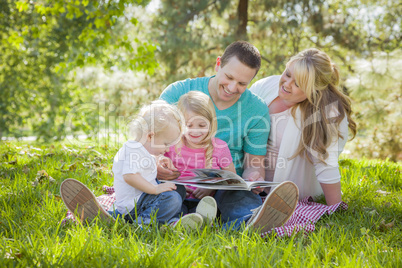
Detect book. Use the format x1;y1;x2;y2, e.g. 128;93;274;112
160;168;280;191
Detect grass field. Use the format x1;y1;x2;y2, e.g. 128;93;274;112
0;141;401;267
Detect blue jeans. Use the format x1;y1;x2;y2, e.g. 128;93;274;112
214;190;262;230
109;190;183;225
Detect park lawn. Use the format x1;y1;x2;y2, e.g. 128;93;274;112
0;141;400;267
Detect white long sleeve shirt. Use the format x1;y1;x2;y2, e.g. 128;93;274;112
250;75;348;199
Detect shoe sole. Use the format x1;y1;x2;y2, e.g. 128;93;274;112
175;213;203;230
60;179;111;223
248;181;299;233
196;196;217;223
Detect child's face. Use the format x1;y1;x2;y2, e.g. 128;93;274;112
184;111;210;148
146;125;181;156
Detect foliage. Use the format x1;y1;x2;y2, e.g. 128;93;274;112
1;0;401;160
151;0;401;82
0;141;401;266
344;50;401;161
149;0;402;160
0;0;156;140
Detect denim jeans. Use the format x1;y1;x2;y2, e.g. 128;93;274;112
109;190;183;225
214;190;262;230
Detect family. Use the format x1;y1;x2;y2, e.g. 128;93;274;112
60;41;356;234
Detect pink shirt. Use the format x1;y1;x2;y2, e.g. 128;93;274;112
165;138;233;199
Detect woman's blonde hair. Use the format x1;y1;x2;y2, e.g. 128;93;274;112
177;91;218;168
129;100;185;144
288;48;357;163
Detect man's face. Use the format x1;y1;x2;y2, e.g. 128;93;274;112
212;56;257;105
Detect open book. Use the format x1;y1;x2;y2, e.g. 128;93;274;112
160;168;280;191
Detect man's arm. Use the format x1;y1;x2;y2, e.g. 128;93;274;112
242;153;265;194
159;80;186;104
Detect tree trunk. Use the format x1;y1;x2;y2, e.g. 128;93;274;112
236;0;248;40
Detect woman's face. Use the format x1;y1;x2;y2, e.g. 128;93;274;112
278;63;308;106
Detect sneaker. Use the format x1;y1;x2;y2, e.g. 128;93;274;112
173;213;203;230
195;196;217;224
247;181;299;234
60;178;112;223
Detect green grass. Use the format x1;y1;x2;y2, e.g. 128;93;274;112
0;141;401;267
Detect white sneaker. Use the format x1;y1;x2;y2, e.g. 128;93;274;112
60;178;112;223
247;181;299;234
195;196;217;224
173;213;203;230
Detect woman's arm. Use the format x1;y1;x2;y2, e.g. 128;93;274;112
320;182;342;205
315;118;348;205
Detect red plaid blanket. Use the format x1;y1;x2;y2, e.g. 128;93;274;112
260;196;348;238
62;186;348;238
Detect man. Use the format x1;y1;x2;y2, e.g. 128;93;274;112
158;41;298;231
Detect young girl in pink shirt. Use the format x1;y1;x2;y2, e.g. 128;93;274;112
164;91;236;212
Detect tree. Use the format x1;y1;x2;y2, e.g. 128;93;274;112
149;0;401;160
151;0;401;80
0;0;156;140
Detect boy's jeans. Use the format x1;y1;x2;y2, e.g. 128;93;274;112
214;190;262;230
109;190;183;225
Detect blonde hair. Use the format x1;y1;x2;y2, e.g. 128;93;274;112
288;48;357;163
129;100;185;143
177;91;218;168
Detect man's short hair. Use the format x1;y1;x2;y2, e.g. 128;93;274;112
220;41;261;73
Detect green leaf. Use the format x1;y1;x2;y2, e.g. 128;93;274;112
94;18;103;29
16;1;29;12
130;18;138;26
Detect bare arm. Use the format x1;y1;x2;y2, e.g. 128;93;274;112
221;162;236;173
320;182;342;205
242;153;265;194
123;173;177;195
242;153;265;181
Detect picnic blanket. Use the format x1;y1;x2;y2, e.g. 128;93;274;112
62;186;348;238
260;195;348;238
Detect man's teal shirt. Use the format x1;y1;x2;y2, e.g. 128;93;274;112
160;76;270;175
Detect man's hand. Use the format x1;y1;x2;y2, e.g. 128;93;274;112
156;156;180;180
155;182;177;195
244;170;264;194
242;154;265;195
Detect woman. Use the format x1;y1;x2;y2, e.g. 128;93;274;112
250;48;356;205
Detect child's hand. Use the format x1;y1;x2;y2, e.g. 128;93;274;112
155;182;177;195
185;186;193;198
157;156;181;180
192;188;216;199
